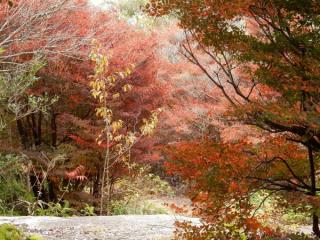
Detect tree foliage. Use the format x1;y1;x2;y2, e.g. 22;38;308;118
0;0;165;215
1;0;319;238
147;0;320;238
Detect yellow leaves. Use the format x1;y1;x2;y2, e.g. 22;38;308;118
114;134;123;142
90;80;107;102
97;81;106;91
97;139;103;146
112;93;120;99
115;143;124;152
125;67;131;76
126;132;136;145
91;89;101;99
117;65;135;79
89;42;158;170
89;81;95;88
90;46;134;103
106;132;113;141
124;65;135;76
117;71;126;79
95;107;112;120
90;40;109;75
140;109;161;135
99;94;104;103
90;41;136;109
111;120;123;133
108;76;116;83
95;107;104;117
122;84;132;92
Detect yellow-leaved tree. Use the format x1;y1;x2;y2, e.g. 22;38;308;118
89;41;160;215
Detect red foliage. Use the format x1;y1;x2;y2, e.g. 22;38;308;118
65;165;87;181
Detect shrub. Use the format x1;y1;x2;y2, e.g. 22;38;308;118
0;224;44;240
0;154;34;215
110;199;168;215
80;204;95;216
26;236;44;240
110;170;173;215
0;224;23;240
35;201;75;217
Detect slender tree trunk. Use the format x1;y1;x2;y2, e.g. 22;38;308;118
308;147;320;237
105;156;111;215
100;120;110;216
106;180;113;214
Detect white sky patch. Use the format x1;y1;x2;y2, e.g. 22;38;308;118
89;0;113;9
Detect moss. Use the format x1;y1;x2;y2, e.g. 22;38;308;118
0;224;44;240
26;235;44;240
0;224;23;240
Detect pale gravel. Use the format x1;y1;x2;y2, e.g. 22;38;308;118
0;215;201;240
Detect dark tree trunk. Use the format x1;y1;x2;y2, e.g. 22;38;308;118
36;112;42;145
29;113;42;146
47;179;57;202
30;114;38;145
308;147;320;237
16;119;28;149
29;175;46;201
313;213;320;238
51;111;57;148
30;175;39;198
26;115;35;147
93;169;101;198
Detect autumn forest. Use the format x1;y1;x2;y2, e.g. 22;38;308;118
0;0;320;239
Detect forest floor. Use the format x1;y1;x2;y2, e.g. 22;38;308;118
0;215;200;240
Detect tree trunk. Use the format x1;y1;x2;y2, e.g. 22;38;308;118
100;112;111;216
29;113;42;146
47;179;57;202
51;111;57;148
16;119;28;149
313;213;320;238
106;180;113;215
29;175;46;201
93;169;101;198
100;133;110;216
37;112;42;145
308;147;320;238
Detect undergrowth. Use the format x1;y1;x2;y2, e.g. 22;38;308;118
0;224;44;240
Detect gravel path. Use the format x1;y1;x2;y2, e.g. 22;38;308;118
0;215;200;240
